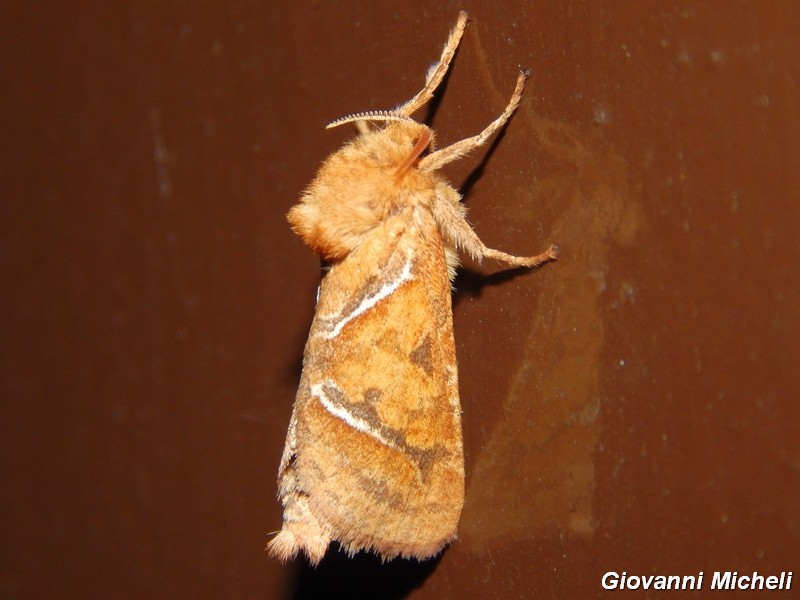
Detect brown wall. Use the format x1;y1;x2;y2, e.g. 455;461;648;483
2;2;798;598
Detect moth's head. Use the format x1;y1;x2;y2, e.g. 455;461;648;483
327;111;434;180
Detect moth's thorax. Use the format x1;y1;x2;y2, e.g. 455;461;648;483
287;120;440;261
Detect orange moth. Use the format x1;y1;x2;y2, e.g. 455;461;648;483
269;11;558;565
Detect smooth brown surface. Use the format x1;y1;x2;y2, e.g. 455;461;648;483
2;2;798;599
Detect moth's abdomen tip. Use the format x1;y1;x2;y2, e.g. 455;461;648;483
267;530;298;563
268;528;329;566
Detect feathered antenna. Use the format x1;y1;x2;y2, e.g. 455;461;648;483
326;110;412;130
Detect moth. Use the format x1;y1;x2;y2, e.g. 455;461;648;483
269;11;558;565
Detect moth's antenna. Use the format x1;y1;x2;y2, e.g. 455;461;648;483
326;110;412;130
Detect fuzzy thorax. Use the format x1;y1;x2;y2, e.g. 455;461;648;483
287;121;438;261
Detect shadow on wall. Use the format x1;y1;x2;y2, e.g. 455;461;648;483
460;113;643;548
